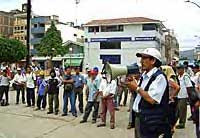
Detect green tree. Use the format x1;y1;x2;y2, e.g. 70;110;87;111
0;37;27;63
35;21;65;57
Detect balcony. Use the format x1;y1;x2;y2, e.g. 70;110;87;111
31;38;42;45
31;27;45;34
31;17;50;24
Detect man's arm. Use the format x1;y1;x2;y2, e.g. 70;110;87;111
63;78;74;84
126;75;167;105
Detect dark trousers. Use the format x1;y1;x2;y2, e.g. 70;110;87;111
26;88;35;106
83;101;99;121
48;93;59;112
169;98;178;128
135;114;141;138
118;86;128;106
141;128;171;138
196;123;200;138
16;87;25;104
0;86;9;103
37;95;46;109
129;94;135;125
74;87;83;113
176;98;187;126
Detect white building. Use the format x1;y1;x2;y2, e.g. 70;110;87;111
83;17;166;70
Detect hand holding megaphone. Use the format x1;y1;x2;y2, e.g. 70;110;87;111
125;77;138;92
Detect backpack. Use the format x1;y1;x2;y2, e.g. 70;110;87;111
183;75;199;105
183;75;200;123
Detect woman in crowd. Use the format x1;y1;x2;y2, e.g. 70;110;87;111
161;65;180;134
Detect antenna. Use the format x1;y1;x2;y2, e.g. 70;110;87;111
75;0;80;26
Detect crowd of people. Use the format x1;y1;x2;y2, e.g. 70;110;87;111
0;48;200;138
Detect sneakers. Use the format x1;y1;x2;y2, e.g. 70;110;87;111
61;113;68;116
110;125;115;129
34;108;40;111
114;107;120;111
41;108;45;111
176;124;185;129
91;120;96;124
80;120;87;123
72;113;78;117
47;111;53;114
127;123;135;129
97;123;106;127
54;112;58;115
187;116;193;121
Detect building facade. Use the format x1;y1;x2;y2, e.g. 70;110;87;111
31;15;59;49
164;30;179;64
0;11;15;38
12;10;27;45
83;17;166;69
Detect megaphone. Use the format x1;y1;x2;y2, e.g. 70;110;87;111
103;63;140;82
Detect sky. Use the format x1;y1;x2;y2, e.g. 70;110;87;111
1;0;200;51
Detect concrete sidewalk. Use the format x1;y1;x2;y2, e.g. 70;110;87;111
0;90;196;138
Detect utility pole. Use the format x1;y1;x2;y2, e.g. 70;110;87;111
26;0;31;68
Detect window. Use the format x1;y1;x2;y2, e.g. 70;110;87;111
21;26;24;30
21;37;24;40
100;41;121;49
101;25;124;32
88;26;99;33
100;55;121;64
34;24;37;28
39;23;45;27
142;24;157;31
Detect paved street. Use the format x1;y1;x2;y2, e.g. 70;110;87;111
0;89;197;138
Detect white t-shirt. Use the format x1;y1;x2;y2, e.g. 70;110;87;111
177;73;192;99
0;75;10;86
99;79;117;96
25;72;36;88
13;74;26;84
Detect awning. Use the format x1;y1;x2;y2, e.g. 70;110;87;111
64;59;82;67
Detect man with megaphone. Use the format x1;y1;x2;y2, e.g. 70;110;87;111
125;48;171;138
102;48;171;137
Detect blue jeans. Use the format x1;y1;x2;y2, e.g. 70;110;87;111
63;91;75;114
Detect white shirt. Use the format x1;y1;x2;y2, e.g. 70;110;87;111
185;67;194;77
0;75;10;86
13;73;26;84
133;67;167;113
177;73;192;99
99;79;117;96
191;72;200;87
25;72;36;88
